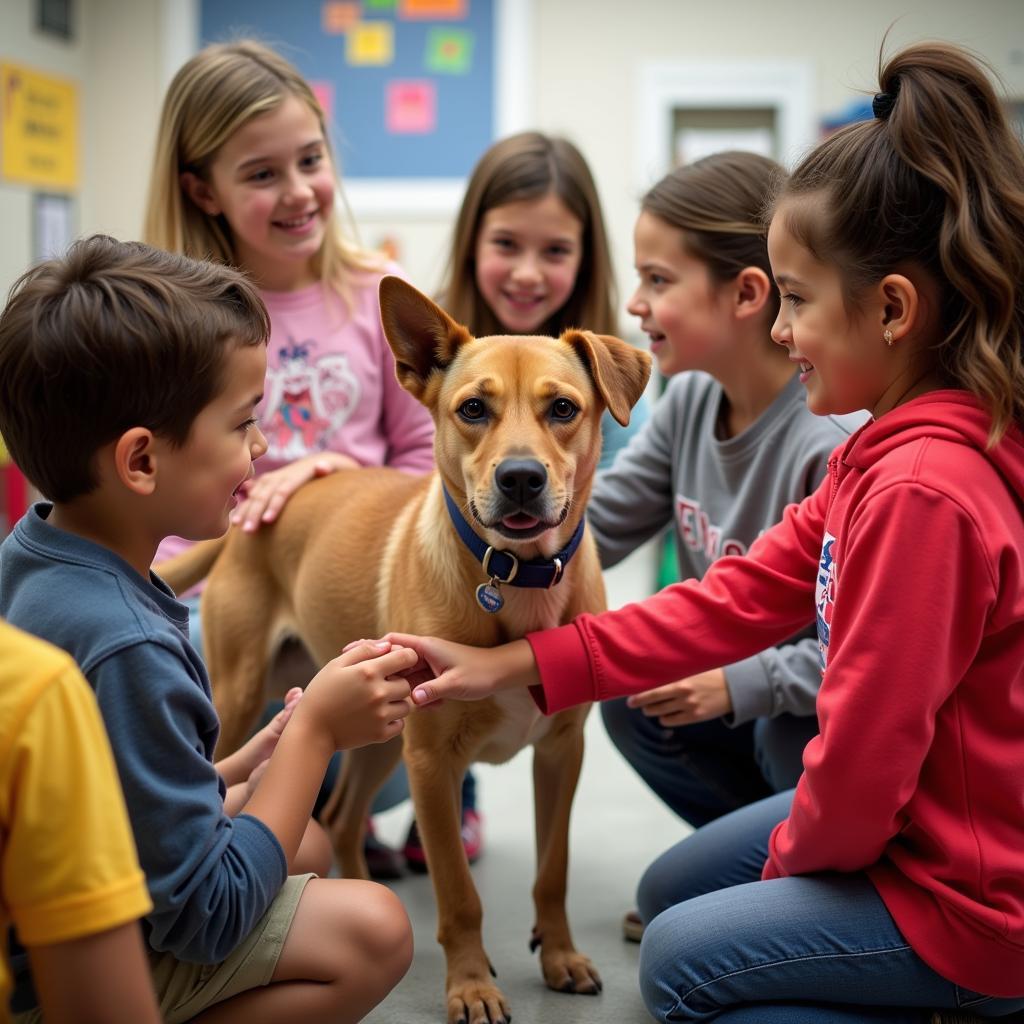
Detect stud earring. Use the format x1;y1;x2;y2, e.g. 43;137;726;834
884;329;894;347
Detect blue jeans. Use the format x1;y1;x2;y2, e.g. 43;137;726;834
638;791;1024;1023
601;697;816;826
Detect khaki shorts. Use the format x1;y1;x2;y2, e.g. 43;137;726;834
15;873;313;1024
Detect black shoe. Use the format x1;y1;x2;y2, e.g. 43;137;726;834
364;820;404;880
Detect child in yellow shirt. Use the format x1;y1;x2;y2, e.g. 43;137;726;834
0;619;158;1023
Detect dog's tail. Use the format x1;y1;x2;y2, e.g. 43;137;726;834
153;536;228;594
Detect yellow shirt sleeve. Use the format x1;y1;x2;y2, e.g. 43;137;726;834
0;624;152;948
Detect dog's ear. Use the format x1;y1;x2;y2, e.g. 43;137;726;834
379;276;472;401
562;330;652;426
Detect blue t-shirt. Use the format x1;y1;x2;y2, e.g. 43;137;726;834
0;505;286;1007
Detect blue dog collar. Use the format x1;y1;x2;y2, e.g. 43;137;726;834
441;484;585;612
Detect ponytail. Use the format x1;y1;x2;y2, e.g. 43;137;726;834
776;42;1024;442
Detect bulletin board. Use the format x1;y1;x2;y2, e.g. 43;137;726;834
199;0;496;183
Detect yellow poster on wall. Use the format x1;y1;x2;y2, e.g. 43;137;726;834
1;62;78;190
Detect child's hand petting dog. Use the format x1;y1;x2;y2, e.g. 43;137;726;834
231;451;359;533
299;641;417;750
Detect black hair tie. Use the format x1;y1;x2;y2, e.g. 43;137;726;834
872;90;897;120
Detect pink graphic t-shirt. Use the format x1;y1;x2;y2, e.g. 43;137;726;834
156;266;435;570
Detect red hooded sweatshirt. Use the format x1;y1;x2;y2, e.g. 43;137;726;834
527;390;1024;996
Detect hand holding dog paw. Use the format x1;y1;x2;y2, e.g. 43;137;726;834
304;641;418;749
382;633;539;706
231;452;359;532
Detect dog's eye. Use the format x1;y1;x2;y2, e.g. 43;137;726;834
458;398;487;421
550;398;578;421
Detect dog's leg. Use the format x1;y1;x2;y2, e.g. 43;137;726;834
320;736;404;880
405;747;511;1024
530;709;602;995
202;570;279;757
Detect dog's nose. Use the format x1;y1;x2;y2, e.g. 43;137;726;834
495;458;547;505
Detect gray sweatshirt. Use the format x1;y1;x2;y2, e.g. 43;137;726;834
588;370;866;724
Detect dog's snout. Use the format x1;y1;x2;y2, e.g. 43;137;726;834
495;458;547;505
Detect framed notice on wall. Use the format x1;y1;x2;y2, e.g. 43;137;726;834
0;62;79;190
199;0;529;214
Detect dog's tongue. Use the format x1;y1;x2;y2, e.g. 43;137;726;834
502;513;540;530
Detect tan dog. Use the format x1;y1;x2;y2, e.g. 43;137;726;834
158;276;651;1024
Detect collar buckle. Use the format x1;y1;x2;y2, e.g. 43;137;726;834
547;557;564;589
481;546;519;585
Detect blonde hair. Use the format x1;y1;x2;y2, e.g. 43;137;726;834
143;40;380;295
774;42;1024;443
439;131;617;336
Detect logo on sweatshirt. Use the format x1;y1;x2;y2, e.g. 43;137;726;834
815;533;837;669
676;496;748;561
263;338;361;461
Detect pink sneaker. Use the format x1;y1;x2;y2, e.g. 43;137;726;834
403;808;484;872
460;807;484;863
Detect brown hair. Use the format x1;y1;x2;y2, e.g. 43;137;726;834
439;131;617;336
0;235;269;503
642;150;786;324
143;39;380;298
773;42;1024;442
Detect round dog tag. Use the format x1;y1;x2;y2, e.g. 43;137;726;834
476;582;504;614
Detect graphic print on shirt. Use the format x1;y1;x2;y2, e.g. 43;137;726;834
676;495;748;561
815;532;837;669
263;338;361;461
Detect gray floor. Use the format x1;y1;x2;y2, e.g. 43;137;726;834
365;547;689;1024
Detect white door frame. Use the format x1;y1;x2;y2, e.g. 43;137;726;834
634;59;816;192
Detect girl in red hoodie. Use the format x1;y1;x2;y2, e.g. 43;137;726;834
381;40;1024;1023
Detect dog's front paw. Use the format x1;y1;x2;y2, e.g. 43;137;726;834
447;979;511;1024
539;947;603;995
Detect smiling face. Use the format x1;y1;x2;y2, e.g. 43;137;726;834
378;277;650;558
473;193;584;335
194;95;335;291
767;205;889;416
439;336;602;545
626;211;733;378
155;342;268;541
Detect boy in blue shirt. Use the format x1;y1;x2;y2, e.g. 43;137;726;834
0;235;415;1023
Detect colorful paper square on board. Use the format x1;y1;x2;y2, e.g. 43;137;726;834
310;81;335;121
347;21;394;65
322;1;360;33
425;27;472;74
364;0;397;8
386;79;437;134
400;0;467;20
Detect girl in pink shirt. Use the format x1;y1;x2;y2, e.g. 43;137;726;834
144;40;433;878
145;40;433;543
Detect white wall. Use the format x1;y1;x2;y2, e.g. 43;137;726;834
0;0;87;294
527;0;1024;332
353;0;1024;335
3;0;1024;310
0;0;165;296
